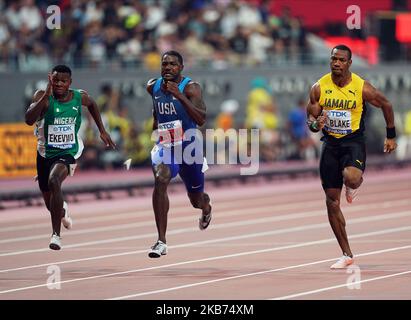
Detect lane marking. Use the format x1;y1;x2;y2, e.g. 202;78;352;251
108;243;411;300
1;226;410;296
272;270;411;300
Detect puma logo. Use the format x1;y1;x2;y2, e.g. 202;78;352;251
356;159;363;166
72;106;78;111
348;90;356;96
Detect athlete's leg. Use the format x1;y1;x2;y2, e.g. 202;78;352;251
47;163;68;236
342;141;366;203
320;143;353;257
179;160;212;229
188;192;212;217
42;191;51;211
152;163;172;243
343;166;363;189
325;188;353;257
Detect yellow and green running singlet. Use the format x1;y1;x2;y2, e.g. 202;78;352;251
318;72;365;139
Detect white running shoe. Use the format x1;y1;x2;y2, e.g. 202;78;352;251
148;240;167;258
345;186;358;204
61;201;73;230
49;234;61;250
330;255;354;269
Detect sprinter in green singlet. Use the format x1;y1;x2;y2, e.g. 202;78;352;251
25;65;116;250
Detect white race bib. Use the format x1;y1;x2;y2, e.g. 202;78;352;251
48;124;75;149
325;110;352;135
158;120;184;147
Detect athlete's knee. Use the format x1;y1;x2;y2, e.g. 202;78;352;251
48;175;62;192
344;175;363;189
326;196;340;212
154;166;171;189
343;168;363;189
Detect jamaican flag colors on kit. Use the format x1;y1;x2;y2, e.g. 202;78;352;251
318;72;366;140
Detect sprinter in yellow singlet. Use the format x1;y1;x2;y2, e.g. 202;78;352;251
306;45;397;269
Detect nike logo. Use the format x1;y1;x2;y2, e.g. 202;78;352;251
154;96;161;99
356;159;363;166
191;184;202;189
172;96;178;100
348;90;356;96
72;106;78;111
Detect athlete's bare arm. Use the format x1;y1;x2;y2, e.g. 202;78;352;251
25;73;53;125
165;81;206;126
147;78;158;131
363;81;395;128
362;81;397;153
80;90;116;149
306;82;327;132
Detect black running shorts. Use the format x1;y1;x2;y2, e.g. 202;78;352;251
319;138;366;190
36;152;76;192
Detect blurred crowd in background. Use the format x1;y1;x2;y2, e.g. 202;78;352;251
0;0;313;71
1;0;410;170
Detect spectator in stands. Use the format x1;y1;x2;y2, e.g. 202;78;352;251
0;0;316;71
245;77;280;162
287;98;317;160
214;99;240;164
396;109;411;160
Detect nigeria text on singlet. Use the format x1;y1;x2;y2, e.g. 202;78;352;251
35;89;84;159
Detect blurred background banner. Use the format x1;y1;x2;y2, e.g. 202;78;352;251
0;123;37;177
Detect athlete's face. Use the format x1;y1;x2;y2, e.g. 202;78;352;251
52;71;72;97
330;49;351;76
161;55;183;82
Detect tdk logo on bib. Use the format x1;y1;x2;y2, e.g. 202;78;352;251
159;122;177;130
329;111;348;117
325;110;352;135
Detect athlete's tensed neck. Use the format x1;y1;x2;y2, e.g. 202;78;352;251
53;89;72;103
331;71;352;88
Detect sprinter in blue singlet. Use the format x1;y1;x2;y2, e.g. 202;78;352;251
146;51;212;258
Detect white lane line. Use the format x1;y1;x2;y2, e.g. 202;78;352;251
108;243;411;300
272;270;411;300
1;180;410;233
0;192;322;234
0;201;325;244
2;194;411;252
0;189;323;232
1;226;410;296
1;207;411;262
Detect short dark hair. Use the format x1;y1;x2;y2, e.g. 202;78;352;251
331;44;352;60
162;50;183;65
52;65;72;76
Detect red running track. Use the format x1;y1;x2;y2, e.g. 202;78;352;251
0;167;411;300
